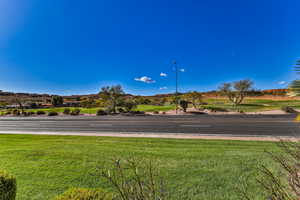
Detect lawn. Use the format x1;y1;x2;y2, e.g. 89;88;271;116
134;104;175;112
202;98;300;112
0;134;278;200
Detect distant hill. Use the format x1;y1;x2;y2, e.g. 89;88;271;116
0;88;289;104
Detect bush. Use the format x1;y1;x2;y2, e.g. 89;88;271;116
63;108;71;115
36;110;46;115
153;111;159;114
70;109;81;116
21;112;29;116
54;188;113;200
97;109;107;116
101;158;169;200
12;110;20;116
0;171;17;200
48;111;58;116
117;108;125;113
5;111;11;115
204;106;228;112
281;106;298;113
28;111;35;116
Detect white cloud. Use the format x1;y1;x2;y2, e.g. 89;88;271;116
179;68;185;72
134;76;155;83
160;72;167;77
159;86;168;90
278;81;286;85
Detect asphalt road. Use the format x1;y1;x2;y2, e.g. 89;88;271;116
0;114;299;137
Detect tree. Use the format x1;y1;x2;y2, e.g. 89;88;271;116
219;80;253;106
179;100;189;112
122;98;138;112
51;96;64;107
289;59;300;96
184;91;203;109
99;85;124;113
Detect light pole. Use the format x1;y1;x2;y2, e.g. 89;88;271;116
173;60;179;114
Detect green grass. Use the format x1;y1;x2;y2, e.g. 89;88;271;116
0;134;278;200
134;104;175;112
202;98;300;112
0;105;175;115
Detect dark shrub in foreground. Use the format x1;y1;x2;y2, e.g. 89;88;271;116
153;111;159;114
54;188;113;200
70;109;81;116
97;109;107;116
0;171;16;200
281;106;298;113
36;111;46;115
63;108;71;115
5;111;11;115
48;111;58;116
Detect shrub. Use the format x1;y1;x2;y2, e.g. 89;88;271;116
28;111;35;116
162;112;166;115
179;100;189;112
48;111;58;116
97;109;107;116
21;112;29;116
117;108;125;113
100;158;169;200
153;111;159;114
281;106;298;113
36;110;46;115
133;111;145;115
0;171;17;200
70;109;81;116
63;108;71;115
122;99;137;112
204;106;228;112
12;110;20;116
5;111;11;115
54;188;113;200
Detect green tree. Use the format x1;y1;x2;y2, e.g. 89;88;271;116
184;91;203;109
289;59;300;96
122;98;138;112
51;96;64;107
99;85;124;113
219;79;253;106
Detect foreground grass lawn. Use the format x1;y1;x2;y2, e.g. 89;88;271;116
0;134;277;200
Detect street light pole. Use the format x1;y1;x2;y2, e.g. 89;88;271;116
173;60;178;114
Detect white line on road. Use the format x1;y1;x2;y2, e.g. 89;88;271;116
180;124;212;128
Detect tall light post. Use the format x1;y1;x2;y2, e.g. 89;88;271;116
173;60;179;114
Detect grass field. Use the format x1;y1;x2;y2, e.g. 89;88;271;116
202;98;300;112
0;134;278;200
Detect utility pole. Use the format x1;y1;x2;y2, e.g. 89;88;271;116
173;60;179;114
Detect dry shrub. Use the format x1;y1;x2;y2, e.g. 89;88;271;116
240;139;300;200
99;158;170;200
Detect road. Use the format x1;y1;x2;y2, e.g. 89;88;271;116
0;114;299;137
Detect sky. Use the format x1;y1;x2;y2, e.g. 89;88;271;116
0;0;300;95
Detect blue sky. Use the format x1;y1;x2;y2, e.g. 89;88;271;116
0;0;299;95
